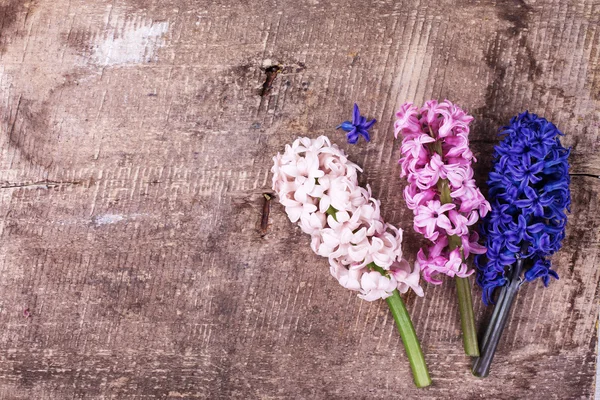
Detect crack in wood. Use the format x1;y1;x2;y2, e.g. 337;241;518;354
260;65;282;97
0;180;81;189
259;193;272;236
569;173;600;179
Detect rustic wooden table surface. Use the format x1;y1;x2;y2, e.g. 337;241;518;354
0;0;598;398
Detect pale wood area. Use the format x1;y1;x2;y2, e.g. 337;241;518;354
0;0;599;398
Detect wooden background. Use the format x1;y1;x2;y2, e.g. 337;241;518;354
0;0;598;398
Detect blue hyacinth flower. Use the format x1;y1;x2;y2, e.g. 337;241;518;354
336;103;376;144
472;111;571;378
475;111;571;305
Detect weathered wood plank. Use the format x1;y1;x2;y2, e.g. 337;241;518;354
0;0;598;398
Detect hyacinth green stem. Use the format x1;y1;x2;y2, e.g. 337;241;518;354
386;290;432;388
455;276;480;356
435;164;480;356
330;208;431;386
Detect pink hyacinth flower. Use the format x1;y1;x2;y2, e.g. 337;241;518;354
395;100;491;284
414;200;455;241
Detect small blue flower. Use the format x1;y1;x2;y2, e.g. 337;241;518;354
513;186;553;217
337;103;376;144
487;201;513;227
507;214;545;244
475;111;571;305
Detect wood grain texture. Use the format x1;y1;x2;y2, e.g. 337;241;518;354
0;0;598;398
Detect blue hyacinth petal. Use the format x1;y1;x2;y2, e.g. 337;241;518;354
352;103;361;125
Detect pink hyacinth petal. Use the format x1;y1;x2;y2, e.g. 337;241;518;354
436;213;452;231
391;259;424;297
429;235;449;257
447;210;469;236
461;232;487;259
394;103;420;138
358;271;397;301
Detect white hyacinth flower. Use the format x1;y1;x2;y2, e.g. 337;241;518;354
272;136;423;301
